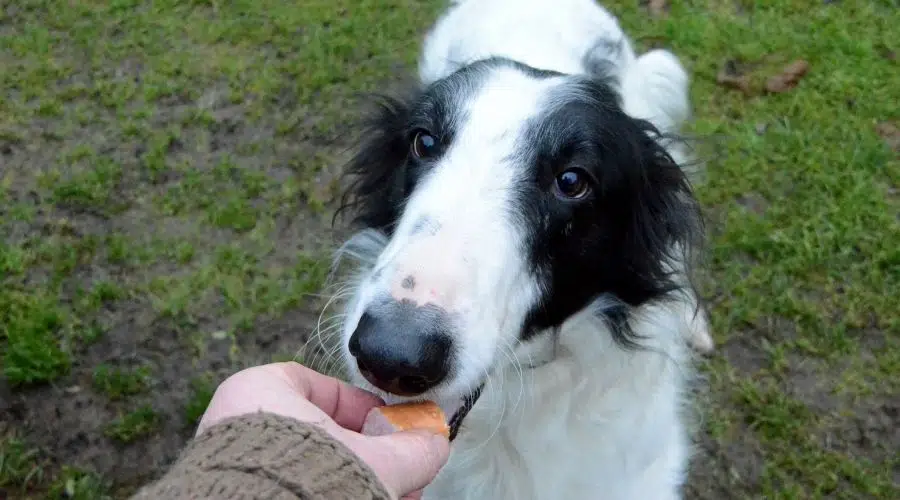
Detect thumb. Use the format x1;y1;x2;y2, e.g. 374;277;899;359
349;429;450;497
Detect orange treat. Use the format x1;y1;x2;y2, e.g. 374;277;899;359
361;401;450;439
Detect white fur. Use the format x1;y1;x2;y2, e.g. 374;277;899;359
332;1;713;498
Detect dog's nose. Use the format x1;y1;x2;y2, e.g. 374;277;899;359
348;300;453;396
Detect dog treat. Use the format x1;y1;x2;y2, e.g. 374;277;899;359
361;401;450;439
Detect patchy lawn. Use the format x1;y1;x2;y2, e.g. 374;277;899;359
0;0;897;498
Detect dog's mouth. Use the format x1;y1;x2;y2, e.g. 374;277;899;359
446;384;484;440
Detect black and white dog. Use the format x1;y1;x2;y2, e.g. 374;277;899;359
329;0;713;497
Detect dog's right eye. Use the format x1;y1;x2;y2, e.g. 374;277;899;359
554;168;592;200
411;130;439;159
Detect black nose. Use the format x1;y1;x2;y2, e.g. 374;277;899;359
348;300;453;396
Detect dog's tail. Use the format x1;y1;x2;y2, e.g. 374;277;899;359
621;49;705;184
620;49;690;135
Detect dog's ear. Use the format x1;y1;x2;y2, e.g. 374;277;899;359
585;111;703;351
335;89;422;234
604;116;703;308
564;74;701;309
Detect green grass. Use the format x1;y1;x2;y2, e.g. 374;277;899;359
184;375;216;427
0;436;45;491
104;406;163;444
1;287;71;386
0;0;897;498
46;468;111;500
92;365;152;400
0;435;110;499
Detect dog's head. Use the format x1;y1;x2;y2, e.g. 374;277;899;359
334;58;700;431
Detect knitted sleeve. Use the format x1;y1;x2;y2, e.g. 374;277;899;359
130;411;393;500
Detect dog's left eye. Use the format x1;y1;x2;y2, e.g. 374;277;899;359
411;130;439;159
554;169;591;199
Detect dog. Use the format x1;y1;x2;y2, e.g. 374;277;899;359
327;0;713;498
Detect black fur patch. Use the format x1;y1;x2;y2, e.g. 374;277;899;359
515;75;701;347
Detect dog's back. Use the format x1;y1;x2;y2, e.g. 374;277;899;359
420;0;635;83
420;0;691;137
411;2;701;499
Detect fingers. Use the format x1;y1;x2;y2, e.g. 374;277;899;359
345;429;450;498
276;363;451;495
273;362;384;431
198;362;448;497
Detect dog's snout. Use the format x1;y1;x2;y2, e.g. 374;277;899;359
348;300;453;396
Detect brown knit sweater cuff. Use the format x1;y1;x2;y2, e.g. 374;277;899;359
131;412;393;500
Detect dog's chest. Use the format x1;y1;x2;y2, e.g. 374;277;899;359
422;361;613;499
424;411;600;500
421;339;689;500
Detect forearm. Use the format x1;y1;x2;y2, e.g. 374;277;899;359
131;411;392;500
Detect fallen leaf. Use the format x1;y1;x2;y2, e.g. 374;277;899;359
716;60;753;95
765;59;810;93
648;0;669;17
876;122;899;154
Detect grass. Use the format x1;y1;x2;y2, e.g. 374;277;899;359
0;434;108;499
1;288;71;387
0;0;897;498
104;407;163;444
46;468;111;500
184;375;216;427
0;436;45;490
92;365;152;401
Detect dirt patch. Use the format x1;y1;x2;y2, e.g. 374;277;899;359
686;430;767;499
819;397;900;466
876;121;900;154
781;354;839;414
0;74;350;499
720;334;770;376
3;215;339;499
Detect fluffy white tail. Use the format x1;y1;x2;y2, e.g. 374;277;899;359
621;49;690;134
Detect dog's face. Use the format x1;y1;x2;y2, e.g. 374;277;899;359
337;58;698;426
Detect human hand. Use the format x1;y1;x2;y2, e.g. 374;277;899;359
197;362;450;499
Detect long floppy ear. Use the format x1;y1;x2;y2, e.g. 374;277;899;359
586;116;704;351
608;116;703;307
334;87;423;234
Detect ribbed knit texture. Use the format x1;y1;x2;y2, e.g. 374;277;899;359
131;412;393;500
